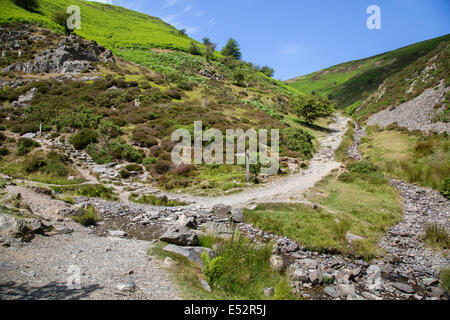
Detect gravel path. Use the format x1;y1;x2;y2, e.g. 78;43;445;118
182;115;350;208
0;186;180;300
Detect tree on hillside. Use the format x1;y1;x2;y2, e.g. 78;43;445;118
259;65;275;77
291;95;335;124
53;10;74;36
13;0;39;12
188;41;202;56
178;28;187;36
221;38;242;60
202;38;217;63
233;69;245;87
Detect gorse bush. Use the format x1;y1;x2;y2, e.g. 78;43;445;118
17;138;40;156
72;206;99;226
69;129;98;150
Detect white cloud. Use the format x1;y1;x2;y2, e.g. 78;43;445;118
208;18;216;26
277;44;300;55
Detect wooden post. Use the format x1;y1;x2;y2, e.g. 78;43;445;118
246;150;250;183
39;123;42;137
203;96;208;109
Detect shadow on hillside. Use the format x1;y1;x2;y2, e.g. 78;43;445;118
0;281;103;300
295;120;337;133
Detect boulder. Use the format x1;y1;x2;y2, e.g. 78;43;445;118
116;280;135;293
162;244;214;269
308;270;323;285
177;214;197;229
269;255;284;272
201;221;233;238
213;204;232;218
392;282;415;294
160;226;199;246
200;279;211;292
287;265;309;282
0;214;44;240
108;230;127;238
323;286;339;298
335;284;356;298
230;207;244;223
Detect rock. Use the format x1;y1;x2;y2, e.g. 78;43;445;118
163;257;175;268
162;244;214;269
345;232;366;244
308;270;323;285
361;292;381;300
3;35;114;75
347;293;366;300
423;278;438;287
263;287;275;297
177;214;197;229
298;258;317;270
108;230;127;238
364;265;382;291
335;284;356;298
392;282;415;294
230;207;244;223
335;269;352;284
55;227;74;235
21;132;36;139
116;280;135;293
284;242;300;253
269;255;284;272
429;287;445;298
57;205;84;217
160;226;199;246
201;222;233;238
323;286;339;298
0;215;43;239
213;204;232;218
200;279;211;292
287;265;309;282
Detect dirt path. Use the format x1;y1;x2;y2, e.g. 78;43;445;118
180;115;349;208
0;186;180;300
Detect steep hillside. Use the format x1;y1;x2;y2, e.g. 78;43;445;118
0;1;321;196
286;34;450;121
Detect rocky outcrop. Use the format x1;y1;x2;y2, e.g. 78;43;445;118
160;226;199;246
367;80;449;134
3;34;114;75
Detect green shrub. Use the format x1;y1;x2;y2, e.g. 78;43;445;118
69;129;98;150
154;160;171;174
440;177;450;199
125;164;143;172
441;268;450;293
72;206;99;226
17;138;40;156
128;193;185;206
165;88;182;100
0;147;9;156
200;233;294;299
120;169;131;179
423;224;449;249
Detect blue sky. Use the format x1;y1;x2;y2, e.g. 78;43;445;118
89;0;450;80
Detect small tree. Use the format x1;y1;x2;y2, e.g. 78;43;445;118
13;0;39;12
203;38;217;63
53;10;74;36
179;28;187;36
221;38;242;60
188;41;202;56
291;95;335;124
233;70;245;87
259;65;275;77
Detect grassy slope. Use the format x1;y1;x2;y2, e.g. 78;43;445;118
0;0;196;51
286;34;450;120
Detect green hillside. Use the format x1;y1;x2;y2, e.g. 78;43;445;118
0;0;197;51
0;0;321;196
286;34;450;121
